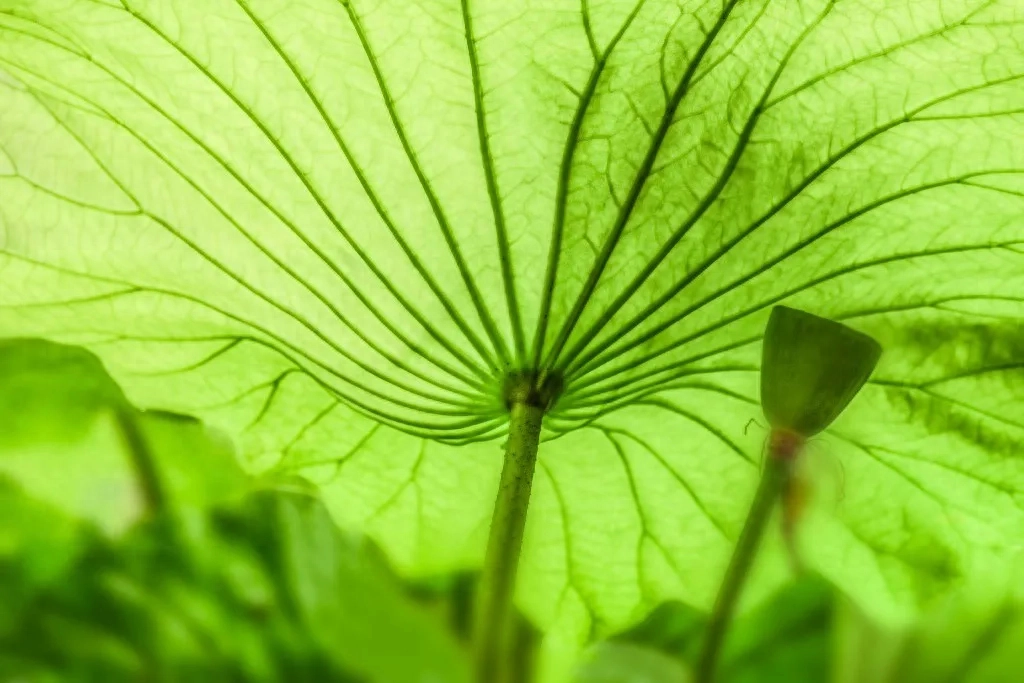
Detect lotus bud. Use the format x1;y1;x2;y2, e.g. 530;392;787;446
760;306;881;445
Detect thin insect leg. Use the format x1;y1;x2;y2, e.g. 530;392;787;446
743;417;766;435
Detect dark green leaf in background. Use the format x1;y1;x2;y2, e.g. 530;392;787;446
0;340;467;682
0;338;128;444
835;558;1024;683
576;564;1024;683
0;339;245;531
0;484;471;683
0;478;89;640
576;576;832;683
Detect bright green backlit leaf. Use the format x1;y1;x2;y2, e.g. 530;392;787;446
2;0;1024;666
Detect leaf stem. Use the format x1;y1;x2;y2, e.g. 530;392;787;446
694;443;789;683
114;408;167;516
473;399;544;683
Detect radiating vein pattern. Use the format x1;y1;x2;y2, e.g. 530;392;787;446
3;0;1024;651
2;0;1023;429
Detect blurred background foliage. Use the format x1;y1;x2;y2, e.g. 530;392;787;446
1;338;1021;683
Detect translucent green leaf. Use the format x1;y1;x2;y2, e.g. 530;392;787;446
2;0;1024;668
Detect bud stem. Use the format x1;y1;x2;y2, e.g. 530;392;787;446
694;436;793;683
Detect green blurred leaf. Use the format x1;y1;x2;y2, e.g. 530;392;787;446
837;558;1024;683
1;486;469;683
0;339;246;532
245;490;472;683
0;479;89;636
720;578;832;683
135;409;245;510
0;338;128;444
581;567;1024;683
611;600;706;661
581;577;832;683
575;642;690;683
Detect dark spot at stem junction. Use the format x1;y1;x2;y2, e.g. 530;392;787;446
502;370;563;411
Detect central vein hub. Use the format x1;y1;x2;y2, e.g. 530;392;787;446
502;369;563;411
